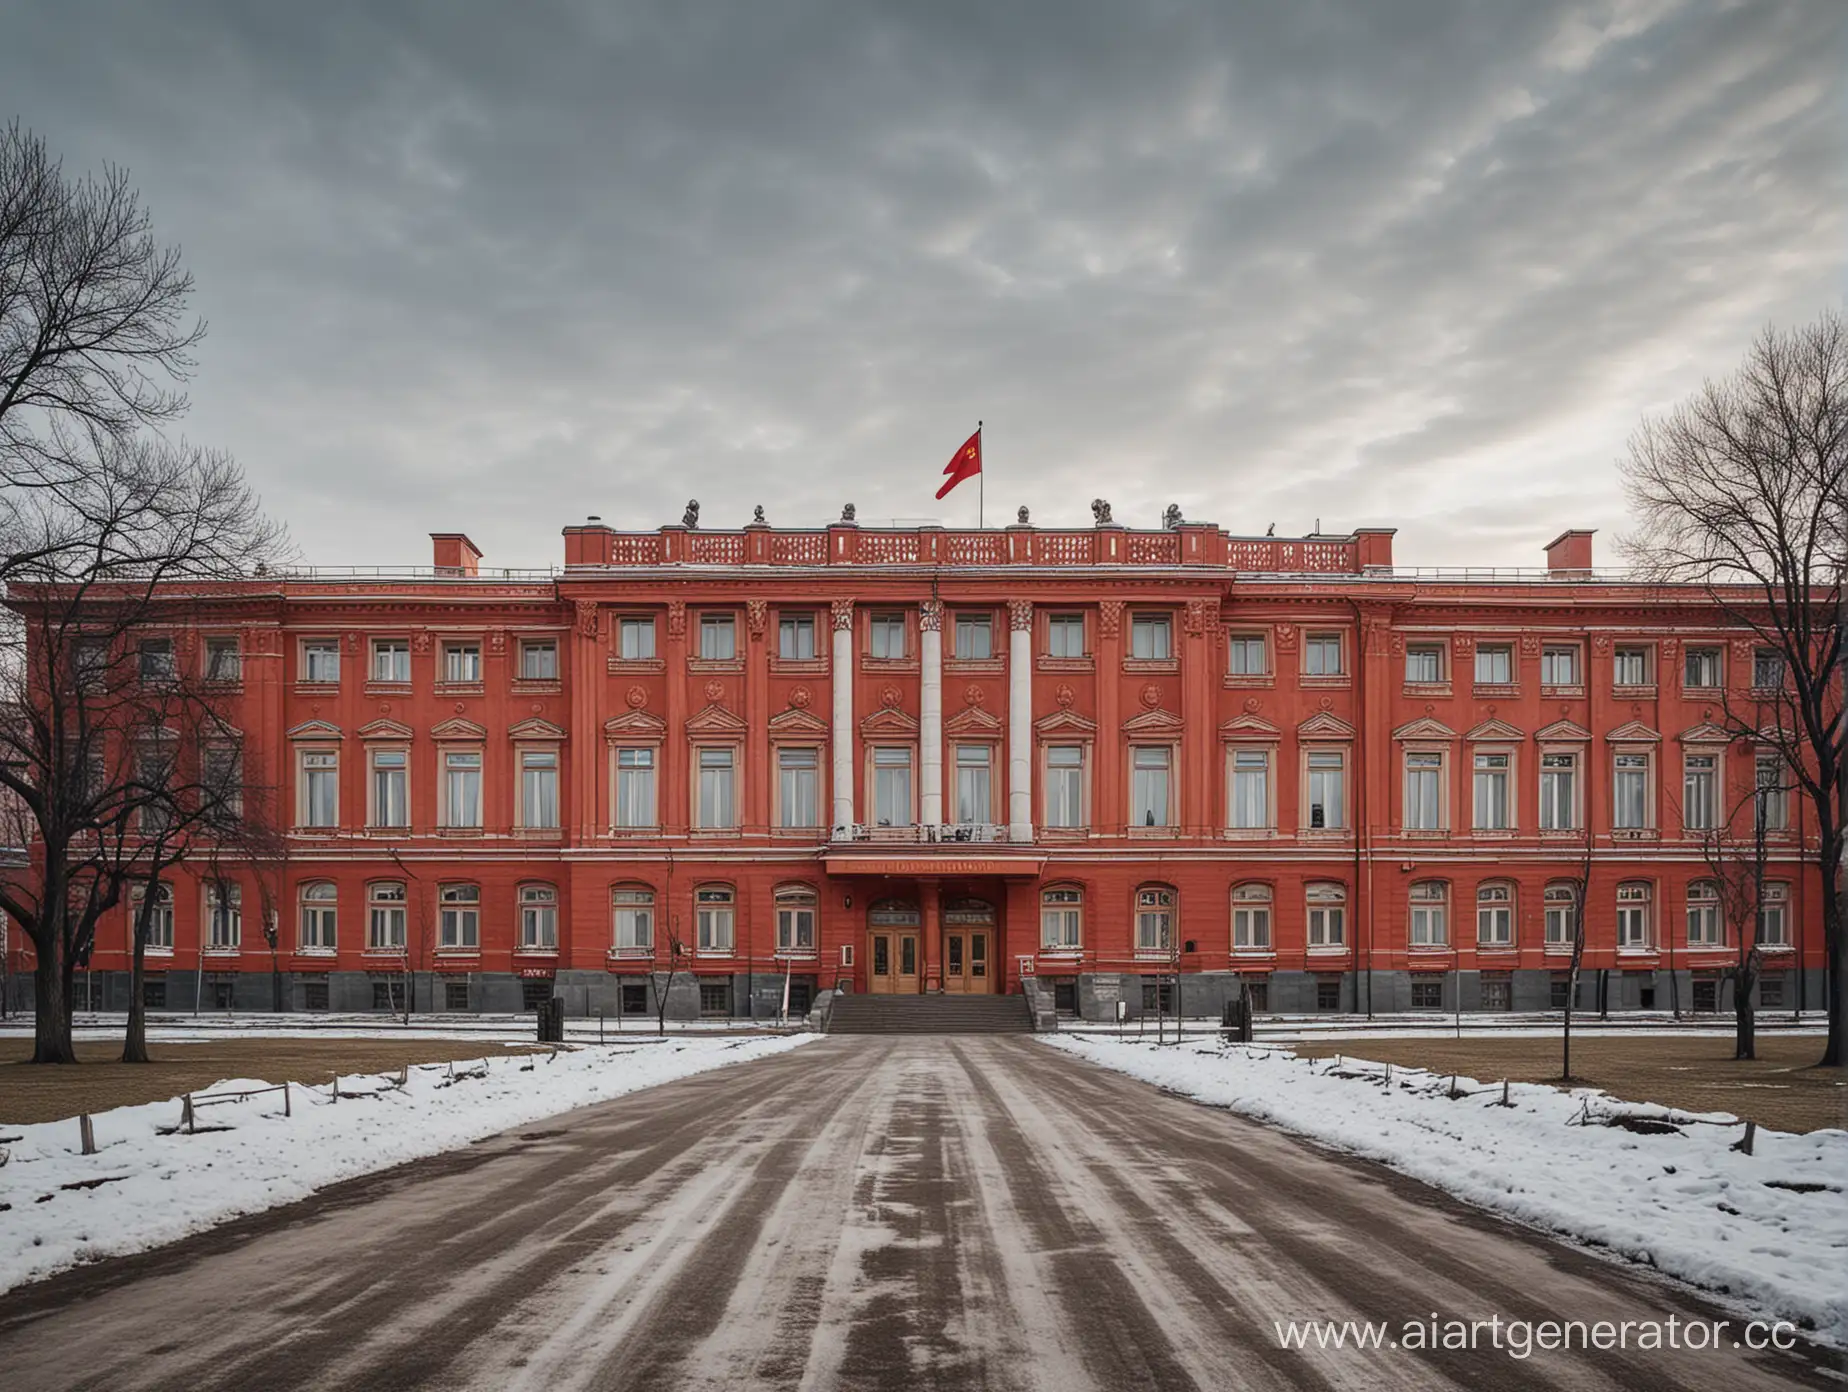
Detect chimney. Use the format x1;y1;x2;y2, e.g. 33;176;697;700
430;533;482;576
1544;529;1594;577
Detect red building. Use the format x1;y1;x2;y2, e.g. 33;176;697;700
14;514;1829;1020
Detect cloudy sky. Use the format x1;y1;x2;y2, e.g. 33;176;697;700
3;0;1840;570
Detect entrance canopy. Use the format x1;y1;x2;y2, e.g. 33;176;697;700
823;855;1045;877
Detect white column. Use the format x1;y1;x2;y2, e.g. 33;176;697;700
1007;599;1033;841
920;600;943;829
830;600;855;836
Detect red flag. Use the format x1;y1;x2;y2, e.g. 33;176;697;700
935;428;982;500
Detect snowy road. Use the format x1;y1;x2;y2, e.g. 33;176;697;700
0;1037;1835;1391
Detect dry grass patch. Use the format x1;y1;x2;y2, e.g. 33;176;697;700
1292;1034;1844;1135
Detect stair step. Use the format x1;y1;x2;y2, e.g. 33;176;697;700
828;993;1035;1035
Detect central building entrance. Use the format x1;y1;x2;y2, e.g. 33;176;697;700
867;899;921;994
942;898;995;994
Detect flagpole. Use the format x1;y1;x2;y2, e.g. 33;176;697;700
977;420;984;529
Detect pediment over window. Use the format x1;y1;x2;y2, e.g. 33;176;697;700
1122;706;1185;736
286;719;343;741
686;702;748;736
1034;707;1097;736
860;706;919;737
1296;710;1356;740
1464;717;1525;742
1676;721;1732;745
767;705;829;736
944;705;1004;737
508;717;566;741
1219;712;1281;739
429;717;488;740
1604;719;1660;743
357;718;414;741
1391;716;1456;742
603;709;666;738
1533;719;1591;743
203;719;243;741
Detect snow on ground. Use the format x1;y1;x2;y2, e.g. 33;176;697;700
1042;1034;1848;1346
0;1034;816;1294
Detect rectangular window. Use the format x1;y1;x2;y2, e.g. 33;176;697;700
139;637;176;683
778;614;816;661
696;888;735;952
1041;888;1082;949
1316;980;1341;1011
1477;885;1513;945
204;636;241;682
778;747;820;827
1482;978;1513;1011
301;640;340;683
1472;752;1510;831
1758;883;1789;946
368;883;407;950
872;746;912;827
439;885;480;949
619;617;656;660
1616;883;1651;948
613;889;654;951
521;979;552;1012
521;886;557;950
1229;748;1270;829
74;637;111;692
521;749;559;829
1613;753;1649;829
1047;614;1085;658
1756;756;1787;830
1232;888;1272;950
697;747;736;828
870;613;906;659
445;980;470;1011
954;613;993;660
443;643;481;683
207;882;241;949
1549;979;1571;1009
953;744;992;824
1539;753;1576;830
1409;883;1448;947
301;749;339;828
1045;745;1084;828
1404;644;1442;683
1307;749;1345;829
1411;979;1443;1010
1228;634;1268;676
203;743;243;824
1686;891;1722;948
1684;647;1720;688
699;981;733;1016
1760;977;1784;1007
1682;754;1716;831
134;886;175;951
370;748;408;827
776;894;816;953
1541;646;1579;686
1753;648;1784;689
443;749;483;827
1474;644;1513;684
615;747;656;828
1303;634;1343;676
1135;889;1173;953
1306;885;1346;947
1544;887;1576;947
1130;614;1171;661
1614;645;1650;686
372;639;410;683
299;888;336;951
700;614;736;660
1131;746;1171;827
620;982;649;1015
519;640;558;680
1404;752;1442;831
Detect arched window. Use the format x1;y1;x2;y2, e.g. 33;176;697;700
696;885;735;953
1041;886;1083;951
520;884;558;950
131;882;175;951
1306;882;1346;948
368;880;407;950
1135;886;1174;954
1616;881;1652;949
1231;883;1272;951
1758;882;1789;947
1543;883;1577;949
1476;882;1514;947
1685;880;1722;947
776;884;817;954
299;881;337;951
439;884;480;949
206;881;242;950
612;885;654;954
1409;881;1448;947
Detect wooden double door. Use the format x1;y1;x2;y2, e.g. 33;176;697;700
865;926;993;994
942;929;991;993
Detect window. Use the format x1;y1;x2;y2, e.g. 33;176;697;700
301;639;340;683
613;887;654;952
1474;644;1513;684
1229;748;1270;829
620;982;650;1015
520;749;559;829
520;885;557;950
953;745;992;824
520;640;558;679
521;979;553;1012
619;617;656;660
136;742;175;832
1135;887;1174;954
368;882;407;950
143;978;168;1009
1045;745;1085;828
303;980;330;1011
443;643;481;683
775;886;817;954
1481;977;1513;1011
954;613;993;659
1760;977;1784;1008
1307;749;1345;829
1686;881;1722;947
300;749;338;828
1549;978;1572;1010
699;614;736;660
131;883;175;951
1758;883;1789;947
699;980;734;1017
1682;754;1716;831
1306;882;1346;948
139;637;176;683
1755;755;1787;830
1404;751;1442;831
696;886;735;953
1041;887;1082;950
207;881;241;949
204;636;241;682
443;749;483;827
213;981;236;1011
1142;980;1175;1014
1130;614;1171;661
1472;752;1510;831
439;884;480;949
1228;634;1268;675
1048;614;1085;658
1613;753;1650;829
1411;979;1443;1011
1232;883;1272;951
697;747;737;828
1614;645;1649;686
778;613;817;661
370;748;408;827
372;639;410;683
870;612;906;659
299;881;336;951
74;637;110;691
615;747;656;828
778;747;820;827
1544;884;1577;949
1316;979;1341;1011
1541;646;1579;686
1404;644;1442;683
1684;647;1720;688
872;747;912;826
1477;883;1513;946
1616;881;1652;949
1409;881;1448;947
1303;634;1343;676
1752;648;1784;689
1539;753;1576;830
203;743;243;825
1131;746;1171;827
445;980;471;1011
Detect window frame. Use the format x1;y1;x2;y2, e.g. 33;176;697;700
612;744;659;830
298;880;337;953
371;638;411;684
694;744;740;831
368;744;409;829
1226;631;1269;677
1685;880;1723;948
438;883;481;951
297;745;340;829
1305;881;1347;950
366;880;408;952
1409;880;1449;948
697;612;738;662
776;611;819;662
1129;744;1174;829
695;884;736;955
952;611;995;661
1616;880;1653;950
612;885;656;955
1403;748;1445;832
775;742;823;830
1046;613;1087;660
1226;744;1274;832
1133;885;1175;957
1471;748;1513;832
1304;746;1347;831
519;883;558;951
1231;882;1273;953
439;744;485;829
440;640;483;685
1301;632;1345;678
774;884;818;956
517;745;561;830
1042;742;1089;831
1040;885;1083;952
1128;613;1173;662
1476;881;1514;948
518;638;559;681
617;615;657;662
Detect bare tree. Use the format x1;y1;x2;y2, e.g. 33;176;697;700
1621;311;1846;1066
654;925;688;1036
1695;781;1780;1061
1560;821;1593;1083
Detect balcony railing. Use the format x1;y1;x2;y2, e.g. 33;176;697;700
836;822;1023;845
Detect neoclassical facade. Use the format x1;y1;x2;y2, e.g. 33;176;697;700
21;518;1830;1020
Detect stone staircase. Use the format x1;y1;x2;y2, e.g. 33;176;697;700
827;992;1036;1035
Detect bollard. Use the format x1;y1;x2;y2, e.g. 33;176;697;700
331;1074;338;1103
181;1093;195;1134
1501;1078;1511;1107
79;1114;96;1155
283;1081;291;1118
1384;1062;1392;1086
599;1009;605;1045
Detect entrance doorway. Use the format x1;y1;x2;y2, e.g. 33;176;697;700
942;898;996;995
868;899;922;995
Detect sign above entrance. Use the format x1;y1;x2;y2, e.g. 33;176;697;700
825;857;1045;877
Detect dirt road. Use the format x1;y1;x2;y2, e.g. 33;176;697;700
0;1037;1834;1390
